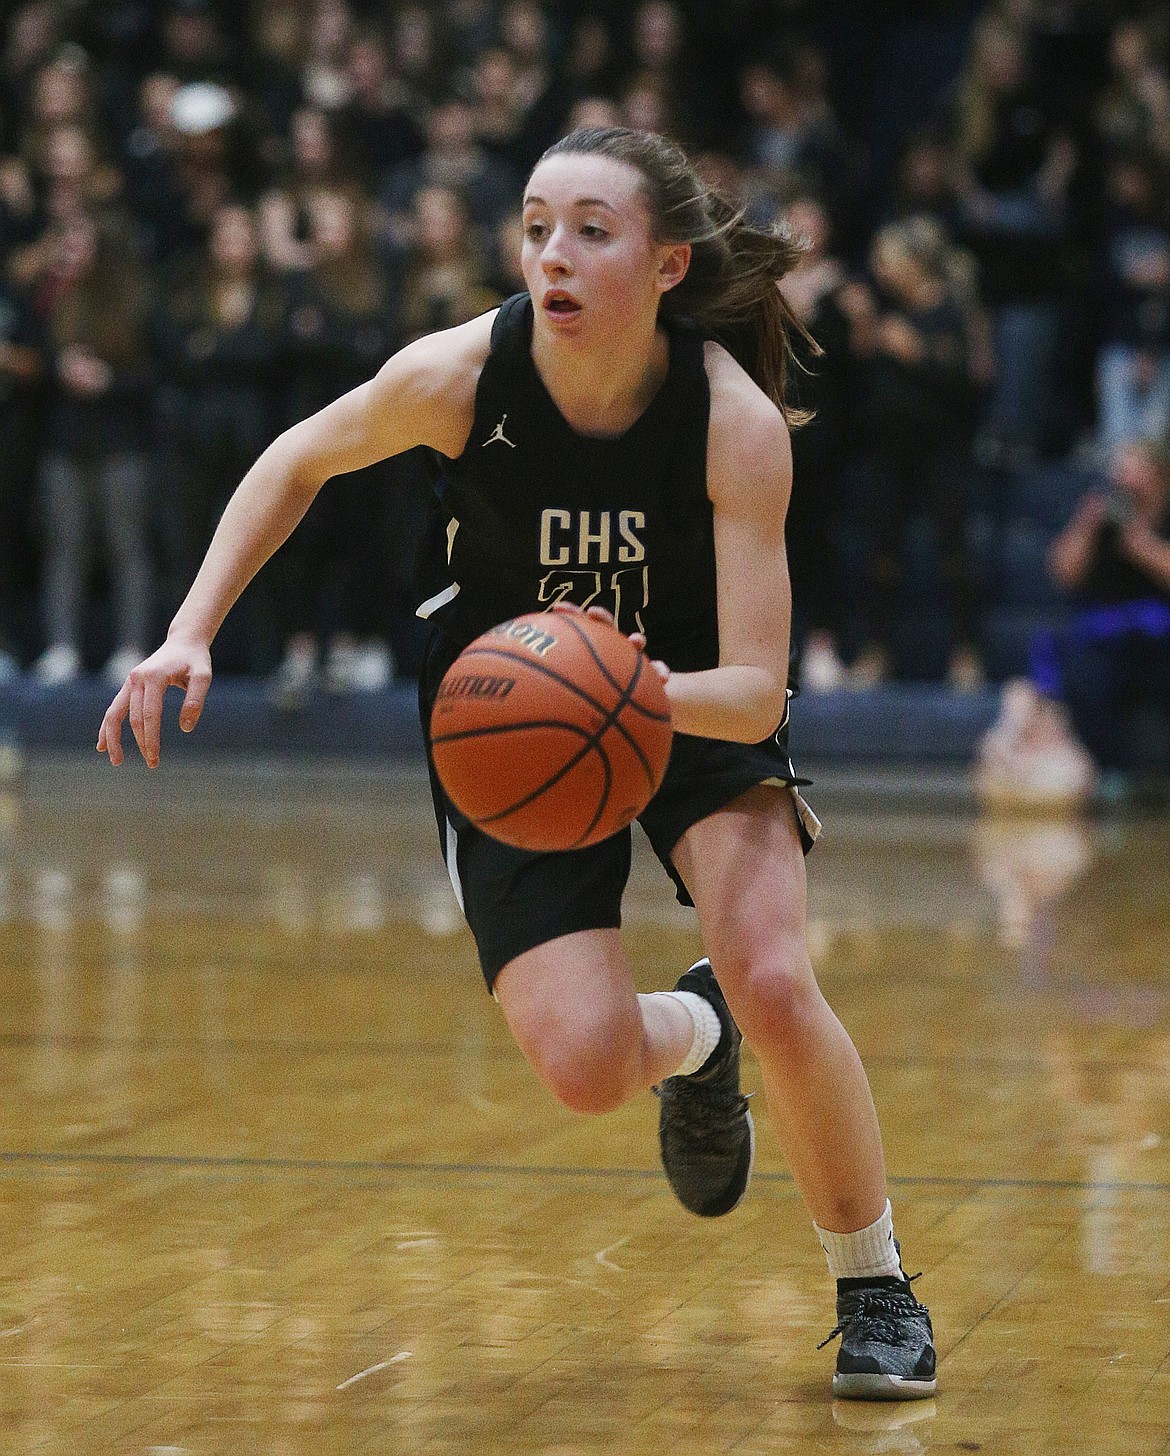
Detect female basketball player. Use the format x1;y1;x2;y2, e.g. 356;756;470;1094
98;127;936;1400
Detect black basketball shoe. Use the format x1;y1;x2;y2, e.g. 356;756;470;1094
655;959;754;1217
819;1265;937;1400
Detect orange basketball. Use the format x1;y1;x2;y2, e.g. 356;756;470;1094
430;610;673;851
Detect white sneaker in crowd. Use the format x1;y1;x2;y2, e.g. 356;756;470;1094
32;644;81;686
104;647;145;686
800;635;847;692
848;646;889;690
325;639;393;693
269;641;319;710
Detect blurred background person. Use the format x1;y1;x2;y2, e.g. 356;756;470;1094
378;181;503;680
398;182;500;340
739;37;861;256
1041;437;1170;781
0;268;42;679
778;194;854;692
335;23;425;191
948;12;1076;463
1092;148;1170;454
848;217;984;690
1094;17;1170;169
32;210;153;685
380;95;518;249
269;188;398;704
258;105;357;273
152;201;285;674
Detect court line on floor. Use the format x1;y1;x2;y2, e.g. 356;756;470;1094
0;1148;1167;1195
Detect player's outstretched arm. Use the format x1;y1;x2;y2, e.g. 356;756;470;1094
98;313;492;768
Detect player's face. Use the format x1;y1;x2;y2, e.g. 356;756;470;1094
520;154;687;343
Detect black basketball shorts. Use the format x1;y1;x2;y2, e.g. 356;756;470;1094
420;649;820;991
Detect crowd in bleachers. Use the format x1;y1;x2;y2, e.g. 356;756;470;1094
1;0;1169;742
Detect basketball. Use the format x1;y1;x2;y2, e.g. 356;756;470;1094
430;610;673;851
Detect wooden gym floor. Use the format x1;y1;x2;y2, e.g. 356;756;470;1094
0;758;1168;1454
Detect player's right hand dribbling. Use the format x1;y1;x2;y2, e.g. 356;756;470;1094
97;637;213;769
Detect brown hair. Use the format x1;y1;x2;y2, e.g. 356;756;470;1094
51;211;147;364
535;125;815;424
952;14;1024;164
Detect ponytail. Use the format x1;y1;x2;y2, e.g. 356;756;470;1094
536;127;818;426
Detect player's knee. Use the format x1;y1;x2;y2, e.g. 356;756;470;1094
528;1016;636;1116
723;942;820;1055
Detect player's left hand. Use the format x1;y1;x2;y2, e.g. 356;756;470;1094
549;602;670;683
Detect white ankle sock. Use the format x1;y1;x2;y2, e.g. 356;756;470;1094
814;1200;902;1281
642;990;721;1076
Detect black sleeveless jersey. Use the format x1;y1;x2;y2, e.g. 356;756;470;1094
418;292;720;673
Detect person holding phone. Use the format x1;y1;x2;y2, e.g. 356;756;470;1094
1042;437;1170;773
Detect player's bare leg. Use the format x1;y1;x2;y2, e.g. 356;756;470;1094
494;928;713;1115
671;786;936;1398
672;788;886;1229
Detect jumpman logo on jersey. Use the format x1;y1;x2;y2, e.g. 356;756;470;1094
483;414;516;448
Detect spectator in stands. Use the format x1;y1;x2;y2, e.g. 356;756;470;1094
445;0;497;71
559;13;619;119
471;44;556;178
120;72;186;264
948;12;1076;462
1040;437;1170;776
619;72;674;139
33;210;153;685
738;38;858;249
244;0;306;142
485;202;525;298
849;217;983;690
8;121;123;288
399;182;500;341
0;145;39;269
270;188;398;704
35;121;119;223
617;1;703;146
155;81;246;263
885;130;965;238
301;0;354;113
472;46;529;171
566;95;622;133
1;4;61;149
380;96;519;245
152;202;285;670
157;0;235;89
0;273;42;678
497;1;554;120
19;46;97;164
1093;149;1170;453
778;195;854;691
380;180;503;679
336;25;425;189
1095;17;1170;168
389;3;447;107
5;43;122;283
258;106;356;273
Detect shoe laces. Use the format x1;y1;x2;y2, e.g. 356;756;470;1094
817;1276;927;1351
653;1079;751;1140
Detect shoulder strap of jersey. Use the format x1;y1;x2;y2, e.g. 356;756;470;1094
489;292;533;354
664;312;708;384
